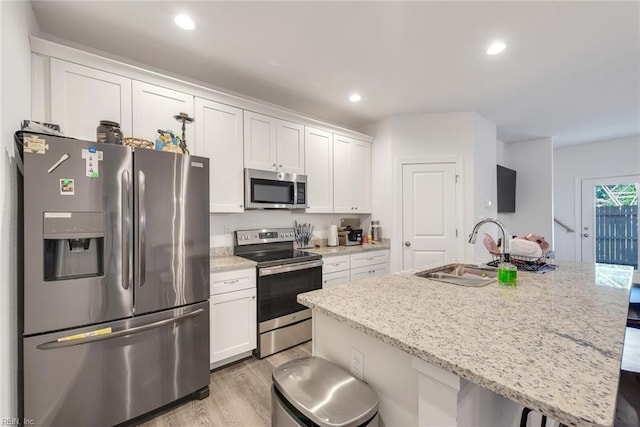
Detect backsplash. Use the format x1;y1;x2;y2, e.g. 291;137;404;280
210;211;373;248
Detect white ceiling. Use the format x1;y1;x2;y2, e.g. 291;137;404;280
30;1;640;147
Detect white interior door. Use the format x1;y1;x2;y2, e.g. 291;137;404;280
581;175;639;268
402;162;458;269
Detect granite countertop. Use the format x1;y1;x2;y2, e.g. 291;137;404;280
210;256;256;273
309;240;390;257
298;261;634;427
210;241;391;272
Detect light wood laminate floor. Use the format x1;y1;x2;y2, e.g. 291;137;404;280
136;342;312;427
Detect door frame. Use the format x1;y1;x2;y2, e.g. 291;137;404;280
575;174;640;264
398;157;463;270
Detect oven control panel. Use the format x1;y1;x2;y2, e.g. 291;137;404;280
235;228;295;245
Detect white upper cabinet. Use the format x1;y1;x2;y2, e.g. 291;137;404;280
333;134;372;214
276;120;305;174
50;58;132;141
132;81;194;149
304;127;333;213
244;111;277;171
351;139;372;213
244;111;304;174
195;98;244;213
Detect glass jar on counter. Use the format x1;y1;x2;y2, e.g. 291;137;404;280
96;120;123;144
371;220;381;241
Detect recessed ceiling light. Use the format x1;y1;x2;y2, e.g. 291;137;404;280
174;14;195;31
349;93;362;103
486;42;506;55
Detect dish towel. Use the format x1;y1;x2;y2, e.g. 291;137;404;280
510;238;543;258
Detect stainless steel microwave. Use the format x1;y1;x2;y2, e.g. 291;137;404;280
244;168;307;209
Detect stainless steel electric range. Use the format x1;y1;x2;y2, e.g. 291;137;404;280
234;228;323;358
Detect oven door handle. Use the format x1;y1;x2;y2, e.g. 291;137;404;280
259;260;323;276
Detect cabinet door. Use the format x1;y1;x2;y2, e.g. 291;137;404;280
323;271;350;289
333;134;353;213
369;263;389;278
132;81;194;148
276;120;305;174
50;58;132;141
352;140;372;213
210;288;257;365
305;127;333;213
350;263;389;283
350;265;372;283
244;111;277;171
195;98;244;213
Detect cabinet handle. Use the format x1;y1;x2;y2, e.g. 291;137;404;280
272;163;277;169
240;204;243;208
279;164;282;168
251;296;256;300
224;279;240;284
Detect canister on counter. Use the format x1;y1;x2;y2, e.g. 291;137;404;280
96;120;123;144
372;220;381;241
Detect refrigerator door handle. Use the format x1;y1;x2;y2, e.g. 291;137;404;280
36;308;205;350
138;170;146;287
122;170;131;290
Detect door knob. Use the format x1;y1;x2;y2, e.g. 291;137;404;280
405;241;411;247
583;233;590;237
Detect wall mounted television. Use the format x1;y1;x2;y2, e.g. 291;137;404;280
497;165;517;213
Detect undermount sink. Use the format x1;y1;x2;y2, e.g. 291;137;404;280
415;264;497;287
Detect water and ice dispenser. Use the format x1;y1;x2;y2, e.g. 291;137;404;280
43;212;105;281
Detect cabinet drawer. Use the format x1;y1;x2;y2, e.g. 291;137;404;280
323;271;350;289
350;263;389;283
210;268;256;296
350;250;390;269
322;255;350;274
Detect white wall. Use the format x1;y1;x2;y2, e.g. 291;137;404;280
369;112;497;272
0;1;40;419
472;114;499;249
498;138;554;247
553;135;640;261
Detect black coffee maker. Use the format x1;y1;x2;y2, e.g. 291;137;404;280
338;218;363;246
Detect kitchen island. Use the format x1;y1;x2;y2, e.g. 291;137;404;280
298;261;634;427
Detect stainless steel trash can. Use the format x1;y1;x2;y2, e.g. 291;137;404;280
272;356;379;427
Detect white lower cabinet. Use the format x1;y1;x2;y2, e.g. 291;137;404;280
209;268;257;369
322;254;350;289
323;270;351;289
350;250;390;283
350;263;390;283
322;250;390;286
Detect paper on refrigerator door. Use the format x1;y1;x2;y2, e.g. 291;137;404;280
81;147;101;178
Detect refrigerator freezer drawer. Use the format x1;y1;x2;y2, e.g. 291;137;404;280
23;301;209;427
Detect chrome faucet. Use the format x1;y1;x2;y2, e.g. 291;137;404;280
468;218;509;256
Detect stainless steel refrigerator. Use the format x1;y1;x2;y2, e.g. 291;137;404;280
18;134;210;426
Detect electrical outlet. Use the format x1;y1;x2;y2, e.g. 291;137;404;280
350;348;364;380
224;225;233;235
